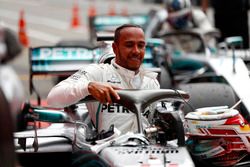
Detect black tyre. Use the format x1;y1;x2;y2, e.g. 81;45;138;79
178;83;237;115
159;66;173;89
0;88;16;167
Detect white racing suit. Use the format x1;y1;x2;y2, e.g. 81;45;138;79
47;59;160;134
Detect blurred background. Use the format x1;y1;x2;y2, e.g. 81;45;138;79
0;0;247;101
0;0;162;101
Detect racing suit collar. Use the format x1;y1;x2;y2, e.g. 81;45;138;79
111;59;158;79
111;59;141;78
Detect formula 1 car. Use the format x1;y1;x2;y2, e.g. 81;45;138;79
156;30;250;117
15;89;195;167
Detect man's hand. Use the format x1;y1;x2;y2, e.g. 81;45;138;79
88;82;121;104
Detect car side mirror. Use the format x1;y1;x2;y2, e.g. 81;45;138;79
31;109;72;123
225;36;243;49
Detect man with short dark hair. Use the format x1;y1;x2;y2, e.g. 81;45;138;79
47;24;160;134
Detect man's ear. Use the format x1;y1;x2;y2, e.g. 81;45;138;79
112;42;117;54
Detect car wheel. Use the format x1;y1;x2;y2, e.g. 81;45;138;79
178;83;237;115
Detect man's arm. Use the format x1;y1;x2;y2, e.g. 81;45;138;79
47;70;91;108
192;8;214;31
47;64;120;108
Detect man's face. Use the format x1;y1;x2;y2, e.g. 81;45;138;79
112;27;146;72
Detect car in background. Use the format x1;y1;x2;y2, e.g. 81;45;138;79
156;29;250;119
88;13;152;43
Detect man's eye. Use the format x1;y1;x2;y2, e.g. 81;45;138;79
125;44;133;48
138;44;145;49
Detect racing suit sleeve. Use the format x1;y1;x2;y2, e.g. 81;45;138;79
47;64;104;108
192;9;214;32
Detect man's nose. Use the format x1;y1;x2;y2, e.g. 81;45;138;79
132;45;140;53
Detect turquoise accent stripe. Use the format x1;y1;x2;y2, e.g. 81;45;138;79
95;103;102;131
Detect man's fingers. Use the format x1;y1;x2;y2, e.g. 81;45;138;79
97;90;105;103
103;90;111;104
109;89;120;101
88;82;121;103
110;85;121;100
111;85;122;90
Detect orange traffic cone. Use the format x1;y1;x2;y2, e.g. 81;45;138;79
88;4;97;18
71;2;81;28
108;5;116;16
18;10;29;47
